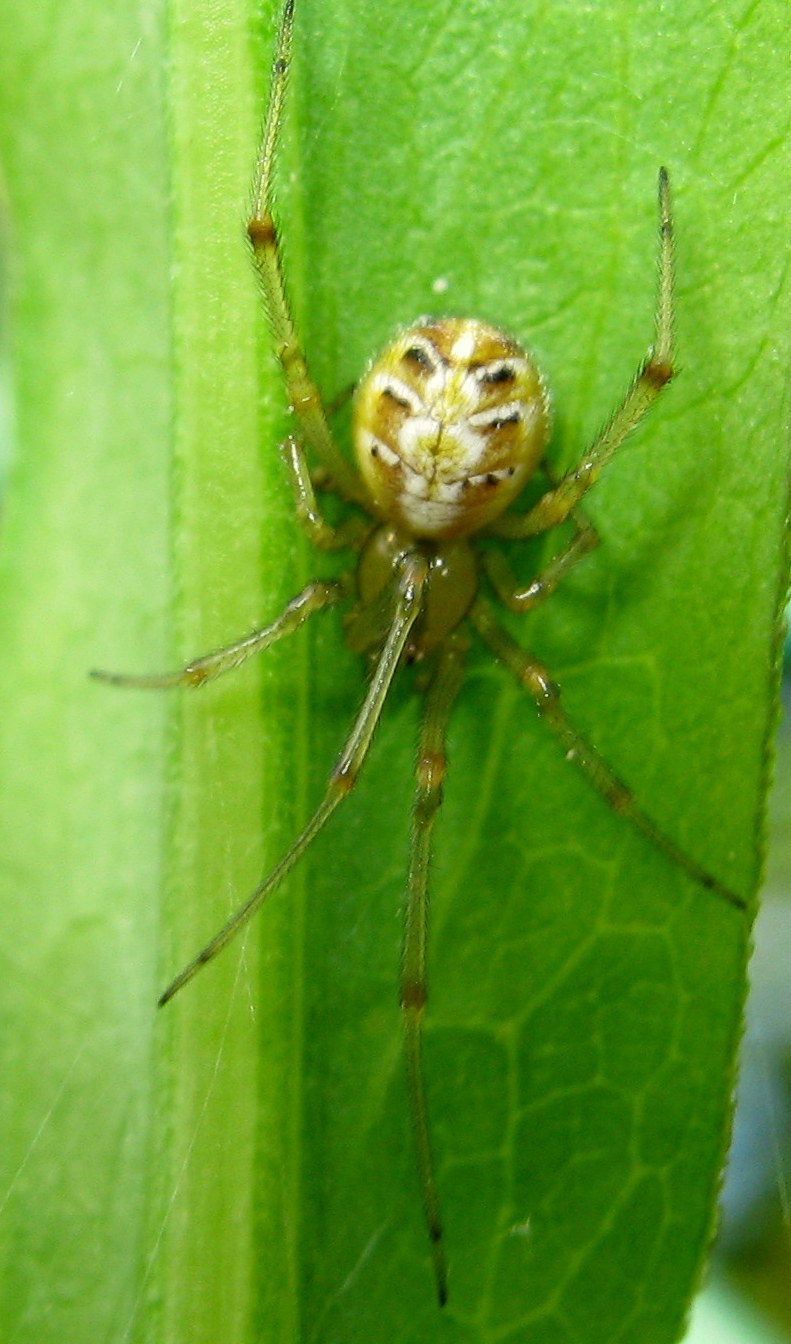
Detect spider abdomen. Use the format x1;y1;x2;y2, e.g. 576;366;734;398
353;317;551;541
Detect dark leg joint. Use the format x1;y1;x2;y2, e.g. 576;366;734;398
607;780;634;813
645;356;673;389
417;749;446;793
330;761;357;796
185;664;210;687
525;665;559;710
401;979;426;1012
248;214;277;249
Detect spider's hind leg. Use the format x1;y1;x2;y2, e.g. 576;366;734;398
470;596;746;913
401;634;466;1306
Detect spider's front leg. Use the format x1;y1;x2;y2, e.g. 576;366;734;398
469;596;747;913
493;168;674;542
247;0;367;507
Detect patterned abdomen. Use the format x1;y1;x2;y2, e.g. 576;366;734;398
353;317;551;539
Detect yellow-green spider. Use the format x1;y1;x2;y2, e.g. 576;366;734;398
93;0;746;1306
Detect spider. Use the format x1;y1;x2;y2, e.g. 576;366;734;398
93;0;747;1307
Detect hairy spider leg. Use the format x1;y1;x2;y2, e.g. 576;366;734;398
247;0;368;506
469;596;747;913
157;552;429;1005
401;634;466;1307
493;168;674;541
90;580;344;689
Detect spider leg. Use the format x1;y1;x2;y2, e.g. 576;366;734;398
90;579;345;689
484;515;598;614
494;168;674;540
281;435;370;551
247;0;367;507
158;551;429;1005
402;634;466;1307
486;447;601;613
469;596;746;912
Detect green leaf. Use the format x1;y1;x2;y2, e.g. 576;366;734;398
0;1;788;1342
